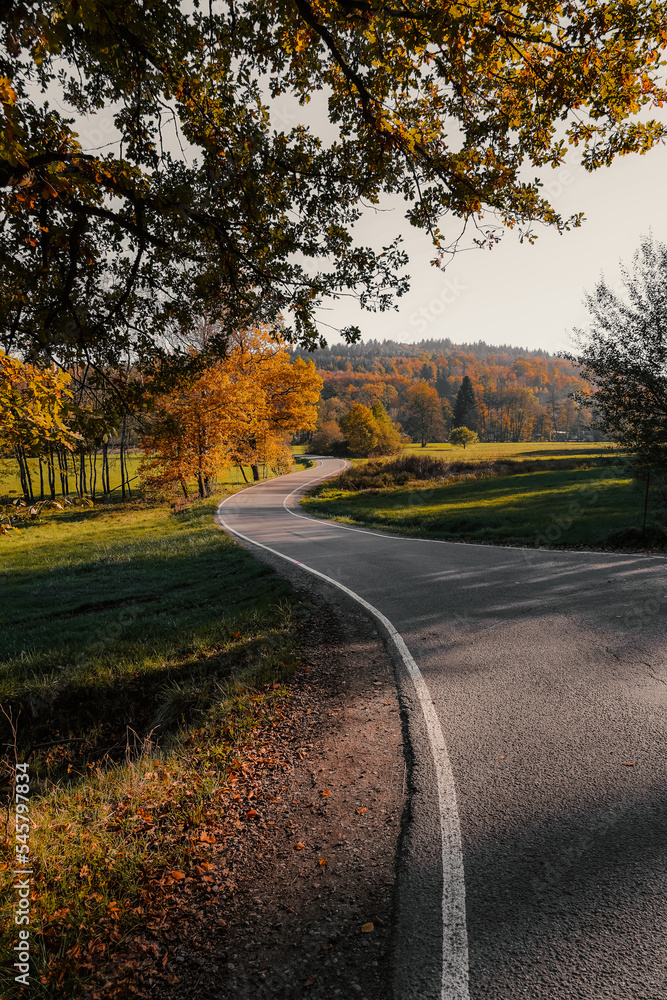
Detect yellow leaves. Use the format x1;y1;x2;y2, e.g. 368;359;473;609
0;77;17;106
141;325;322;491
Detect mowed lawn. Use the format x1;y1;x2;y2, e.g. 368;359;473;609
302;464;659;548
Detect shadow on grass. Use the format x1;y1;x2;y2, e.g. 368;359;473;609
304;466;666;549
0;499;300;784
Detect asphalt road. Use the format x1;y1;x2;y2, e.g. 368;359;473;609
218;459;667;1000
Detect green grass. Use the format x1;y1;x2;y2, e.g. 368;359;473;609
302;463;666;549
0;488;307;996
0;453;278;502
401;440;619;464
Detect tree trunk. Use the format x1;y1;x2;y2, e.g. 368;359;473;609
251;464;260;481
102;443;109;494
38;456;45;500
57;449;68;496
79;452;87;496
238;465;249;483
48;445;56;499
15;446;29;500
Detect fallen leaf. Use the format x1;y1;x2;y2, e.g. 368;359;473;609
319;858;327;865
320;790;331;797
304;977;316;986
623;761;635;766
171;871;186;880
246;809;257;818
295;842;305;850
356;807;367;815
361;922;374;933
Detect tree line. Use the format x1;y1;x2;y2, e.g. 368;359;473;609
304;343;596;454
0;327;321;513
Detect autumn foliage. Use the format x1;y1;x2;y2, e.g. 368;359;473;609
140;329;322;497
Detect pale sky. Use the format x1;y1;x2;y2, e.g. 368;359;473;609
318;136;667;356
62;67;667;360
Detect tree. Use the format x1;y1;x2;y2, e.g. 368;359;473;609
0;352;78;499
141;328;322;496
449;426;479;450
403;382;446;447
3;2;667;368
453;376;478;431
339;403;379;456
571;235;667;475
371;402;404;456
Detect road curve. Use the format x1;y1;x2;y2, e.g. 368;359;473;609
217;458;667;1000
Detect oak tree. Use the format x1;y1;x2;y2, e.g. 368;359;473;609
3;1;667;368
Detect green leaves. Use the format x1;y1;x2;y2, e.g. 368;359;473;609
1;0;667;365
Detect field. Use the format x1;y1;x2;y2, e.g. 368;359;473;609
0;454;271;503
302;448;666;550
400;440;618;463
0;470;309;996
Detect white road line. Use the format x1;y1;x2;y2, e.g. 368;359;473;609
216;466;470;1000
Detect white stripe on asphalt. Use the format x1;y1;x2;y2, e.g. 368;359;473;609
216;467;470;1000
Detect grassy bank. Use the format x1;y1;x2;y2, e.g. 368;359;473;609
0;489;306;996
302;458;666;550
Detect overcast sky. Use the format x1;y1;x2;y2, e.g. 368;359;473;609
319;136;667;356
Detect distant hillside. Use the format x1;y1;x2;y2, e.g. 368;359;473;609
293;338;600;444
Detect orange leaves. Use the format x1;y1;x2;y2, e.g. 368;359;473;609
320;789;331;797
356;807;366;815
295;842;305;850
140;326;322;494
170;870;186;881
361;922;374;933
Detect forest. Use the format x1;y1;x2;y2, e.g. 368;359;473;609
293;338;597;453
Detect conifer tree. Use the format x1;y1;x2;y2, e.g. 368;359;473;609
453;377;478;431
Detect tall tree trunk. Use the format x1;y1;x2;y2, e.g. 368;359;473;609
91;449;97;499
79;452;87;496
179;476;188;499
72;449;80;496
251;464;260;481
57;449;68;496
48;445;56;500
102;442;109;494
21;447;34;501
238;465;249;483
38;455;45;500
120;419;127;500
15;446;29;500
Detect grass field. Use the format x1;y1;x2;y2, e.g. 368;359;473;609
401;440;619;463
0;477;309;996
0;453;274;502
302;458;666;550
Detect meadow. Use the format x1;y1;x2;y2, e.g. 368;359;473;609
0;468;309;996
0;454;267;502
302;445;665;550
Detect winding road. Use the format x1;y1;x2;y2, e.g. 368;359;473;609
218;458;667;1000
